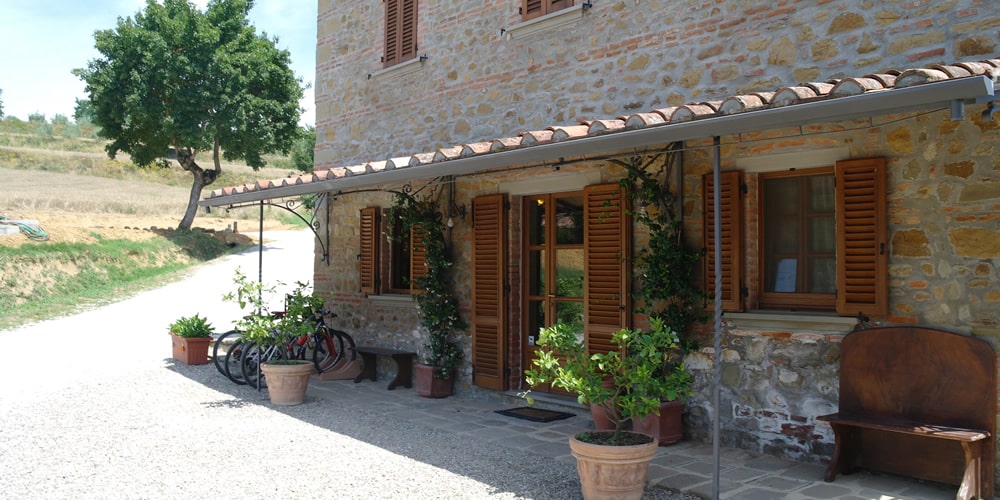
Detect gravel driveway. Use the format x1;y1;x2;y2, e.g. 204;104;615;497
0;230;692;499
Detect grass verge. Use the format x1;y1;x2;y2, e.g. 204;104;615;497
0;231;244;331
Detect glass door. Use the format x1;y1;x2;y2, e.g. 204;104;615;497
522;192;585;391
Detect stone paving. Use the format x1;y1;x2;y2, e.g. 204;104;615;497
309;378;959;500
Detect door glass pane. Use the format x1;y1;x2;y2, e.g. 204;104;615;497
527;300;545;346
555;249;584;298
527;197;545;245
554;195;584;244
527;250;545;296
554;301;584;335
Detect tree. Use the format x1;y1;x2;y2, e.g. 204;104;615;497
0;88;4;118
73;98;95;124
290;126;315;172
74;0;303;230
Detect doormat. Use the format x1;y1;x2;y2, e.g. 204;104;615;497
495;406;575;423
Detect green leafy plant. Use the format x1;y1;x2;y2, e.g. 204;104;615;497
388;192;465;379
168;313;214;338
223;267;321;358
523;318;692;445
617;149;707;350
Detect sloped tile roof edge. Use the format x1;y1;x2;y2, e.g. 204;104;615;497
204;57;1000;203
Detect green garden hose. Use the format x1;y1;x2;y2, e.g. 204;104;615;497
0;216;49;242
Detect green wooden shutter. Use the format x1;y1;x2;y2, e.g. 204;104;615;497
359;207;380;294
472;194;507;390
584;183;631;355
836;157;888;318
703;170;743;312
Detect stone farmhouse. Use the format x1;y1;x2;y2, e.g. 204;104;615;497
202;0;1000;482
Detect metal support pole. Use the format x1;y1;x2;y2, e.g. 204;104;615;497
711;136;722;499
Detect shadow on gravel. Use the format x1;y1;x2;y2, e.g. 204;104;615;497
164;359;609;500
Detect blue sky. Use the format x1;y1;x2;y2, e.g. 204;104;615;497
0;0;316;126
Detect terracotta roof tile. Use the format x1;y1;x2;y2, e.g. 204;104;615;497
588;119;626;134
520;129;554;145
206;56;1000;202
490;137;522;151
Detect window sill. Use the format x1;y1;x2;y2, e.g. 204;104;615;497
724;312;858;334
369;57;424;81
367;294;416;307
506;7;584;39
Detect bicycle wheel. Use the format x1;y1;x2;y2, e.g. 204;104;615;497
312;330;345;373
240;341;266;389
213;330;242;377
223;339;248;385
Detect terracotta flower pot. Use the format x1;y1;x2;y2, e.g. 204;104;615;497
632;400;684;446
414;364;453;398
569;431;658;500
170;333;212;365
259;361;315;405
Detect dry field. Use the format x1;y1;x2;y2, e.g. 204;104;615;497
0;167;290;247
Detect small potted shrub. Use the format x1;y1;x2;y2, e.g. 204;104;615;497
523;322;684;500
168;314;214;365
224;268;320;405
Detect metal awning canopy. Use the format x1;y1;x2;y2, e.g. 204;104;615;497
200;75;996;208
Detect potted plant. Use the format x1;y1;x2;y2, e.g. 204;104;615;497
224;268;320;405
389;193;465;398
168;313;214;365
627;317;694;446
524;322;677;500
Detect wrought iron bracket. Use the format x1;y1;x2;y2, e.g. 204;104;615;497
224;193;330;265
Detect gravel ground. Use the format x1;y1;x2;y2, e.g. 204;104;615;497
0;231;696;499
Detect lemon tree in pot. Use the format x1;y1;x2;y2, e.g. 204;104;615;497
224;268;320;405
168;314;214;365
524;322;680;500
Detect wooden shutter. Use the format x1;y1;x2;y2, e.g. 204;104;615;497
836;158;888;318
584;184;631;355
472;194;507;390
384;0;416;67
522;0;569;19
703;170;743;312
409;225;426;292
359;207;380;294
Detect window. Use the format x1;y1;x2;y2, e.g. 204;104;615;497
522;0;573;21
759;167;836;310
358;207;425;295
704;158;888;318
384;0;417;67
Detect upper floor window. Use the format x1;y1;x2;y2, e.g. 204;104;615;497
704;158;888;318
522;0;573;21
384;0;418;67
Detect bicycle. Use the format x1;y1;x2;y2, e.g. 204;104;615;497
309;308;356;374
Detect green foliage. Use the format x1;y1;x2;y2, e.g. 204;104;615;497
0;88;4;118
388;192;465;379
524;318;693;439
223;268;321;349
169;313;214;338
0;234;233;330
74;0;303;229
619;151;707;349
290;126;315;172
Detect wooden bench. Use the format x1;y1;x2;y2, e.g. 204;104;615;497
353;346;417;390
817;326;995;500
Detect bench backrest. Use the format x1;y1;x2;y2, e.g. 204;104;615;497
838;326;995;431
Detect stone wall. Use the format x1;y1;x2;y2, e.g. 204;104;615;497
316;0;998;169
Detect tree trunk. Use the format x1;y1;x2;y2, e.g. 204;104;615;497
175;146;221;231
